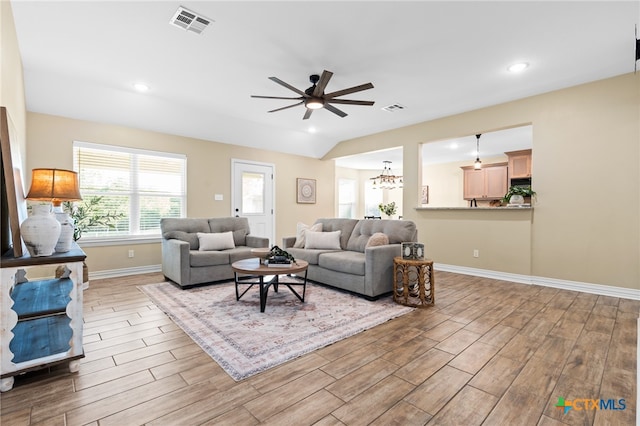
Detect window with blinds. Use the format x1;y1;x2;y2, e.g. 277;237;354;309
338;178;356;219
364;180;383;217
73;141;186;239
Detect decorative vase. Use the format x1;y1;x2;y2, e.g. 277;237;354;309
20;204;61;257
55;212;75;253
509;194;525;205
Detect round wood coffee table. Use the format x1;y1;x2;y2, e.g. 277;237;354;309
231;258;309;313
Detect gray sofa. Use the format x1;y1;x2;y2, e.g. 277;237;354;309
160;217;269;287
283;218;418;299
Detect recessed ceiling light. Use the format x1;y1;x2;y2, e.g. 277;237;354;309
308;127;316;133
449;142;458;150
507;62;529;73
133;83;150;92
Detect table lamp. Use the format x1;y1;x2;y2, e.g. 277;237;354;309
21;168;82;256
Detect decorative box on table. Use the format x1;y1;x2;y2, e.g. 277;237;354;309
401;242;424;260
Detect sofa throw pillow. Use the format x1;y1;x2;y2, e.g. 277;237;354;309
163;231;200;250
197;231;236;251
305;230;342;250
293;222;323;248
366;232;389;248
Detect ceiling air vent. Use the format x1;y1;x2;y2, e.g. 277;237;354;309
170;6;213;34
382;103;406;112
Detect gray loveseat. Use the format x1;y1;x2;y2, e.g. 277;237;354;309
283;218;418;299
160;217;269;288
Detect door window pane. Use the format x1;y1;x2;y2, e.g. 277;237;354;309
242;172;264;214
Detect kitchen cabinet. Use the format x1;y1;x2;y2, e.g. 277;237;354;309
1;245;85;392
505;149;532;180
461;162;508;200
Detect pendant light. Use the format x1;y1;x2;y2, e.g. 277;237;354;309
370;161;403;189
474;134;482;170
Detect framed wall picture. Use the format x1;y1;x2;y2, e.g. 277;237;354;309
296;178;316;204
421;185;429;205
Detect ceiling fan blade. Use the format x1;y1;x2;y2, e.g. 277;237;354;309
268;101;304;113
326;99;375;106
324;103;348;118
251;95;303;100
325;82;374;99
313;70;333;96
268;77;307;96
303;109;313;120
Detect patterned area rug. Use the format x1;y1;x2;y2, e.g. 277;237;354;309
139;278;413;381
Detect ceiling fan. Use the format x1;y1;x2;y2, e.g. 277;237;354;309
251;70;374;120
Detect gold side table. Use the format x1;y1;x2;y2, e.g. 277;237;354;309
393;256;435;307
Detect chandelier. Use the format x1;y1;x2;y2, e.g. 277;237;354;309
370;161;403;189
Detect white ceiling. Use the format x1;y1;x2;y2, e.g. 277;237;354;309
10;1;638;168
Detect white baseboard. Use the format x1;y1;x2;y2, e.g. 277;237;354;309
89;264;162;280
435;264;533;285
435;263;640;301
89;262;640;301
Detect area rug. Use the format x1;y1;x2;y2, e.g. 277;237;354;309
139;278;413;381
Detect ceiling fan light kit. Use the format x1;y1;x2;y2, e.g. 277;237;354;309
305;98;324;109
251;70;374;120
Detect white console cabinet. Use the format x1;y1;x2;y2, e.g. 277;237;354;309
0;245;85;392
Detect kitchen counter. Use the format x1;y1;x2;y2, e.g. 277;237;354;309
415;206;532;211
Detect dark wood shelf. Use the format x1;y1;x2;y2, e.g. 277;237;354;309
1;246;85;268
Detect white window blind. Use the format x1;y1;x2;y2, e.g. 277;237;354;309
73;141;186;239
364;180;383;217
338;178;356;219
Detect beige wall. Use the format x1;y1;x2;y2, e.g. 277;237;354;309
0;0;27;168
1;0;27;257
325;73;640;290
26;113;335;274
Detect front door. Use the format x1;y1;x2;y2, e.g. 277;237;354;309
231;159;275;246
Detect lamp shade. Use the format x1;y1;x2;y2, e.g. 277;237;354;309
26;168;82;206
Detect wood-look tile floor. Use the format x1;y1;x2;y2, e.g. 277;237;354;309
1;271;638;425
